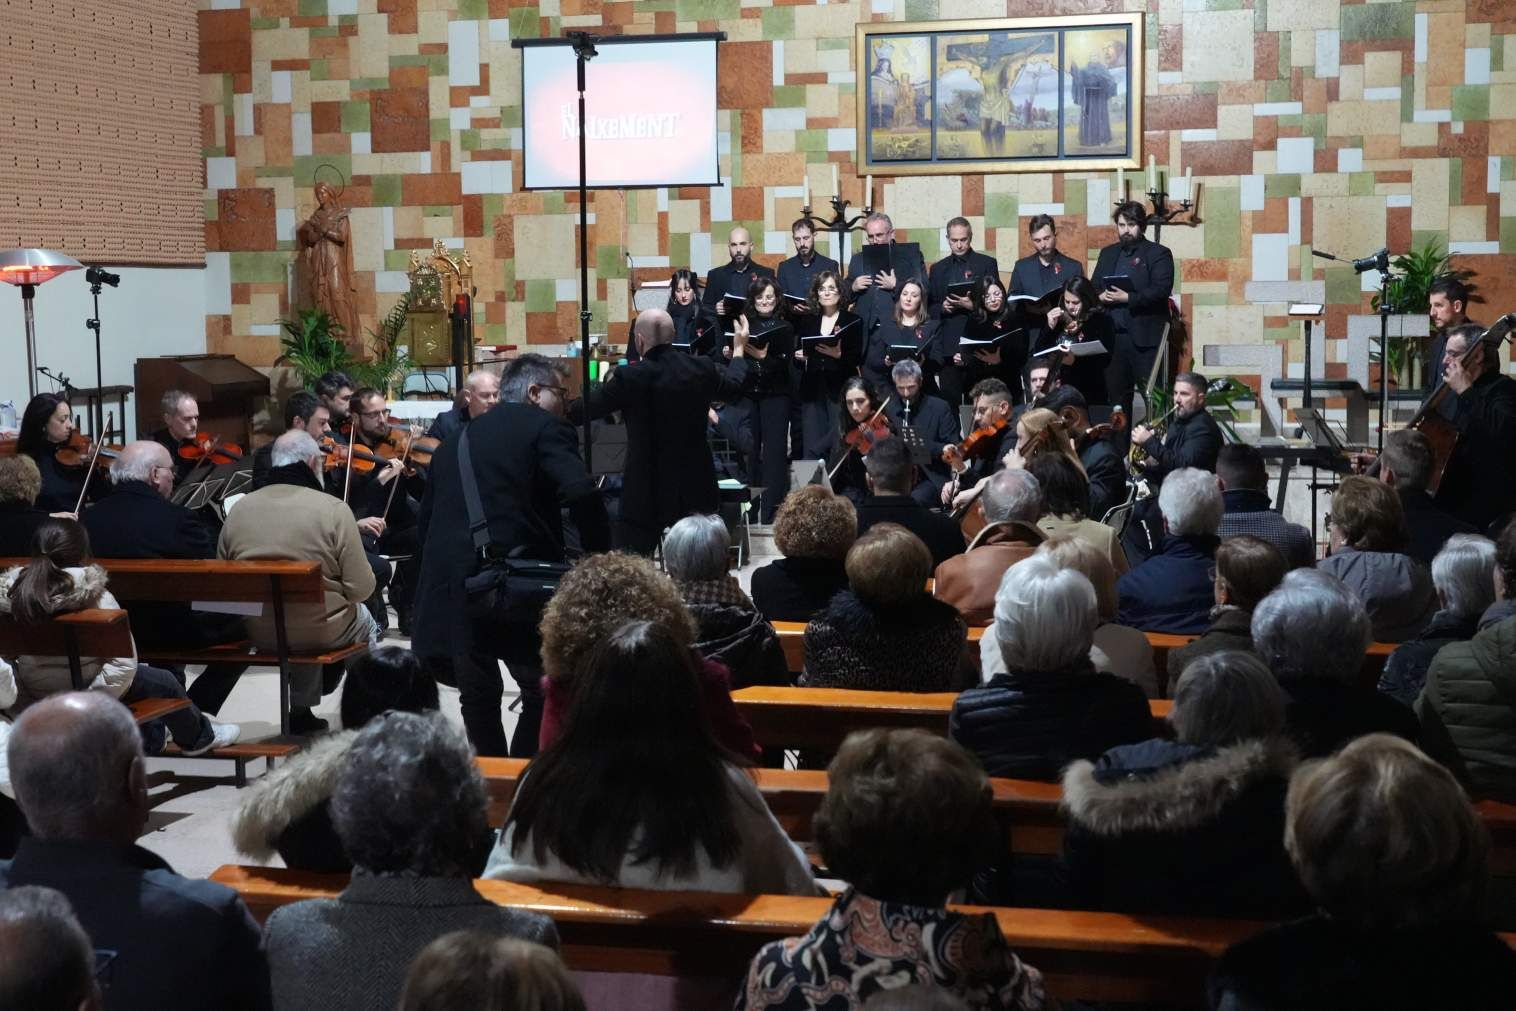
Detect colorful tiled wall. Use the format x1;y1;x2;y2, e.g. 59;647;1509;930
201;0;1516;418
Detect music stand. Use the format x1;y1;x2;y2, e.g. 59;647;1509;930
1293;407;1344;538
185;478;227;512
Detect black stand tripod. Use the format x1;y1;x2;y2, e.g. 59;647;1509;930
84;265;121;440
569;31;598;469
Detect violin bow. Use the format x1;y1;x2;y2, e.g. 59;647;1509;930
72;411;113;515
342;420;358;504
827;400;890;481
380;426;419;522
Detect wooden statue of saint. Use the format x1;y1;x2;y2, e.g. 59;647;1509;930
297;181;362;349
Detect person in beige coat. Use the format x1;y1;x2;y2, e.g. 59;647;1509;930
934;469;1045;627
218;430;377;734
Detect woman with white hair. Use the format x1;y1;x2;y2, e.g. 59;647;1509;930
1114;467;1223;634
1378;533;1496;706
950;556;1152;781
663;515;788;690
1061;651;1308;919
1251;569;1419;758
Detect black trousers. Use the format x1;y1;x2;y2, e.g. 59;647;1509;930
1105;337;1162;448
748;393;792;522
937;360;967;412
448;621;545;758
797;369;846;461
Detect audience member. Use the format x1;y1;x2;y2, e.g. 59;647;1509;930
983;535;1155;694
231;646;445;873
663;514;788;689
1115;467;1222;634
1319;475;1436;642
265;711;555;1010
1062;651;1307;918
1378;428;1476;566
537;552;759;760
219;430;379;734
1379;533;1495;706
803;524;968;692
398;933;584;1011
1417;521;1516;800
854;435;965;567
1169;535;1288;675
951;556;1152;781
1215;443;1314;568
0;692;270;1010
1252;569;1419;757
933;469;1046;626
0;657;18;857
0;518;237;754
1026;451;1129;575
0;885;102;1011
487;620;817;895
738;729;1046;1010
750;485;856;622
1209;735;1516;1009
0;455;51;556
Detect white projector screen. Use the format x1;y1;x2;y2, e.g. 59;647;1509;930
520;35;721;191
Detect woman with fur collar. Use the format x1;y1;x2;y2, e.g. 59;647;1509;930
0;517;236;755
1061;651;1309;919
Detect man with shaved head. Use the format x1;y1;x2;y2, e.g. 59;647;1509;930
426;368;501;444
0;693;271;1009
702;226;776;321
578;307;755;553
81;440;248;713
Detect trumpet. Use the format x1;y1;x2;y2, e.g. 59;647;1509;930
1127;403;1180;475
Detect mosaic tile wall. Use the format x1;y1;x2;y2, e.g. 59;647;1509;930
201;0;1516;423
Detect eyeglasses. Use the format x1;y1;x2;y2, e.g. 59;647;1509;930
538;385;569;398
358;408;388;418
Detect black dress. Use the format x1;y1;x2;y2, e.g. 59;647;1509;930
1032;311;1114;406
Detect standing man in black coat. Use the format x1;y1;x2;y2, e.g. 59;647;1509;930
425;369;500;444
81;441;248;713
577;308;752;553
846;211;928;331
1093;201;1175;436
776;217;839;300
702;227;775;327
412;355;611;758
1009;213;1086;349
1435;320;1516;533
929;216;1000;410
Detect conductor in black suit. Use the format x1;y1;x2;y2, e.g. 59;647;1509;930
929;216;1000;410
412;355;611;757
702;227;775;324
1009;213;1085;348
579;308;752;554
1092;201;1175;435
846;212;927;330
777;218;839;300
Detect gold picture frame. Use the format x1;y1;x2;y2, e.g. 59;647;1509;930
856;12;1144;175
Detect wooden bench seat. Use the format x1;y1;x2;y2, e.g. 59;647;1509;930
138;640;368;668
160;740;301;787
127;697;193;724
0;609;135;690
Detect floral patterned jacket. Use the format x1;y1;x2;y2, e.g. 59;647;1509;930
736;888;1045;1010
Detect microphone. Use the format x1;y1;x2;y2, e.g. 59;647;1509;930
1310;250;1339;261
86;266;121;287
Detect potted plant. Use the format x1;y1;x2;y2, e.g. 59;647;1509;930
278;295;414;396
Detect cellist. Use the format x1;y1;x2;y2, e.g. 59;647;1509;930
1434;322;1516;532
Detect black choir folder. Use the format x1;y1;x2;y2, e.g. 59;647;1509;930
959;326;1025;351
800;317;862;354
1098;274;1135;292
946;278;979;298
849;241;922;281
1006;286;1064;316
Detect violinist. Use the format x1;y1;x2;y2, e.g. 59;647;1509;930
792;269;862;460
940;379;1015;507
252;391;331;490
425;369;499;443
151;390;202;484
827;378;893;506
1434;323;1516;532
734;276;796;522
864;279;939;393
16;392;101;514
314;370;355;429
340;388;423;633
955;275;1027;399
1038;277;1114;405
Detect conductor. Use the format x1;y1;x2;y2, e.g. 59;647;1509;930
580;308;754;554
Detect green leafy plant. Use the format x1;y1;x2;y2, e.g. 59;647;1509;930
1369;240;1473;382
353;293;414;395
277;295;413;395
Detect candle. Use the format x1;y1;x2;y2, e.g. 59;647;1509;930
831;163;839;198
803;175;811;210
1116;167;1124;200
1147;155;1157;193
865;174;873;208
1183;165;1193;202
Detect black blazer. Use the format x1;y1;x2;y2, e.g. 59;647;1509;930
777;253;840;301
412;401;610;657
846;243;927;330
1008;251;1085;298
1091;238;1175;350
581;345;749;539
928;250;1000;356
854;493;966;567
794;308;862;377
864;318;941;388
1151;408;1223;481
702;259;775;310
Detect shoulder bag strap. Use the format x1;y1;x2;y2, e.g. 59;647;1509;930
457;427;492;555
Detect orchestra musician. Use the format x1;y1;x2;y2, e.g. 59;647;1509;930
339;388;423;634
1009;214;1085;349
865;279;939;393
1129;371;1222;484
826;378;894;506
928;216;1000;410
956;275;1026;398
1424;277;1477;420
251;391;331;491
151;390;202;484
791;269;861;460
314;371;355;429
1434;323;1516;532
777;217;839;303
1038;277;1115;406
425;370;500;443
16;392;97;514
735;276;796;522
941;378;1015;507
1093;201;1175;440
882;359;959;508
703;227;775;322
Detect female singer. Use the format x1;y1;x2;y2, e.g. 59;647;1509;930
735;276;795;522
1039;277;1114;406
16;392;94;514
626;268;717;363
955;275;1028;400
863;279;939;393
826;378;893;505
791;270;861;460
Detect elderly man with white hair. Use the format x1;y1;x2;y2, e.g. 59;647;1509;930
1115;467;1223;634
1252;568;1419;758
950;555;1152;781
1378;533;1496;706
218;430;378;735
933;468;1046;625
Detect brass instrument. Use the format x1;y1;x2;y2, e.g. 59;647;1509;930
1127;402;1180;477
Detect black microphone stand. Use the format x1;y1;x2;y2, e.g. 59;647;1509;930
569;31;599;468
86;280;105;440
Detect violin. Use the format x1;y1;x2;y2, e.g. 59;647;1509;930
54;433;122;471
177;432;244;465
319;437;381;473
829;402;892;482
944;416;1008;468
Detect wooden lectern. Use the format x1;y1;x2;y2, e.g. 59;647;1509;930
134;355;270;445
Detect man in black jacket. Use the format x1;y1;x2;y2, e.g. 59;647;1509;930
425;369;500;444
412;354;611;757
846;211;927;330
883;359;961;508
1130;372;1221;482
1435;321;1516;532
81;441;248;713
1009;213;1085;348
1093;201;1175;434
0;693;271;1011
702;227;775;323
578;308;751;553
776;217;839;300
251;391;331;490
929;216;1001;409
1423;277;1477;420
854;431;964;566
1377;428;1475;565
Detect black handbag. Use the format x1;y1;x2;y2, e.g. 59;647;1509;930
456;426;571;624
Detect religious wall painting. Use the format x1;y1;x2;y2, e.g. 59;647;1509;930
857;13;1142;176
